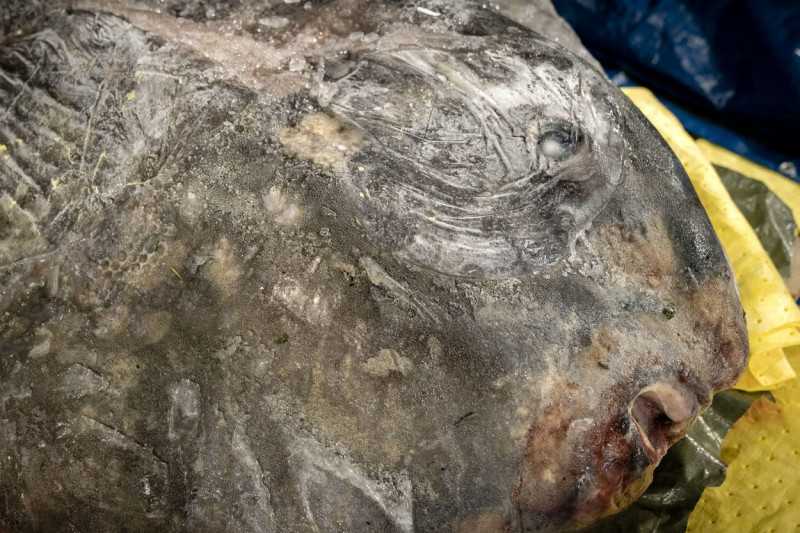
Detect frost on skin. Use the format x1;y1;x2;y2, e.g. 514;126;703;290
280;113;364;166
361;348;413;377
333;45;624;278
57;364;109;398
263;187;302;225
167;379;200;441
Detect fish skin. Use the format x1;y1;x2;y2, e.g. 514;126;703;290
0;1;747;532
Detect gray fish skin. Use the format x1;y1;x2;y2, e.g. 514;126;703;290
0;1;747;531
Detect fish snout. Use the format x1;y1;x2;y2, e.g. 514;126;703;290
629;381;701;465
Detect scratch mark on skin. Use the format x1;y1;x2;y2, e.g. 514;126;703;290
90;151;107;186
291;437;414;533
0;71;17;87
123;87;220;193
48;201;77;232
129;70;180;80
74;415;168;466
453;411;475;426
2;153;43;194
73;0;339;94
161;92;218;169
78;30;128;183
79;73;108;180
0;60;41;123
359;256;439;323
0;235;85;272
423;91;439;135
47;54;98;76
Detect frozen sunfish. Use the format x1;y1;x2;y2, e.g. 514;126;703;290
0;0;747;531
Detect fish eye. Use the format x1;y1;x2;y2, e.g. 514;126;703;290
537;123;581;162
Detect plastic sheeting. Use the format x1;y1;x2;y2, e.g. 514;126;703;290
551;0;800;180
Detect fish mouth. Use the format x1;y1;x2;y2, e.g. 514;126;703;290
629;381;700;465
567;382;701;527
515;381;704;530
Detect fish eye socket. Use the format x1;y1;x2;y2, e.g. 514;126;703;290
537;123;581;162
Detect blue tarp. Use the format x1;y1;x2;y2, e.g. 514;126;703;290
551;0;800;182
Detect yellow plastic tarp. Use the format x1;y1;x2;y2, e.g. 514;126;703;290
622;87;800;392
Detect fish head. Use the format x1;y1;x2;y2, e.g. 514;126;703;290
508;249;749;530
326;21;748;530
506;89;749;528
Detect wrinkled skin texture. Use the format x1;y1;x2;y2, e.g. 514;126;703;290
0;1;747;531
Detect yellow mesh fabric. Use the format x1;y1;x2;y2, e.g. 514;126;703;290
687;346;800;532
621;87;800;391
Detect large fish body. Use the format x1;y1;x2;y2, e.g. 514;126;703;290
0;0;747;531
